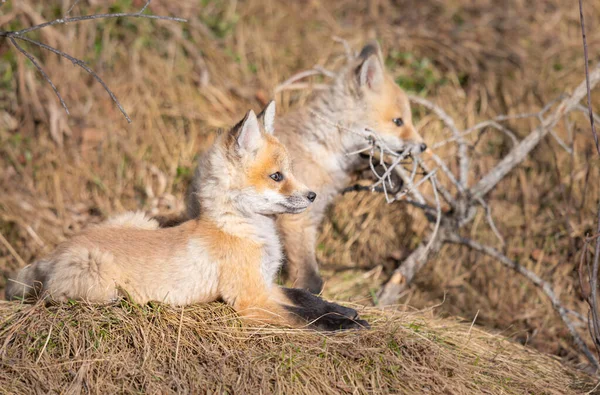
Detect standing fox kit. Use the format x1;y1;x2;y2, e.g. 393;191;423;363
6;103;368;331
184;41;427;293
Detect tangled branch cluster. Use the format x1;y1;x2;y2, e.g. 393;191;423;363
279;37;600;370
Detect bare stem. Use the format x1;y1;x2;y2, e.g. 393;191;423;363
9;37;69;115
448;234;600;370
0;2;186;122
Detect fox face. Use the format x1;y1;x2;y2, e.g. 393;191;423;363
350;42;426;155
226;102;316;216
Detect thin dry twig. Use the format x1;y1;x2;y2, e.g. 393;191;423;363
472;64;600;200
275;68;332;93
420;175;442;259
35;324;53;364
64;0;82;17
409;95;469;190
0;0;186;123
577;0;600;367
175;306;184;363
332;35;355;61
9;37;69;115
447;234;600;370
578;0;600;155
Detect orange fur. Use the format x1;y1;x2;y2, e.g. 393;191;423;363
5;108;314;329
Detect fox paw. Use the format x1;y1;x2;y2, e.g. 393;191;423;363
326;303;359;320
313;313;370;331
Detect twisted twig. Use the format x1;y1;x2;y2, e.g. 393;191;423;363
0;0;186;123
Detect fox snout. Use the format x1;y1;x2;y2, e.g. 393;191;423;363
398;141;427;155
282;189;316;214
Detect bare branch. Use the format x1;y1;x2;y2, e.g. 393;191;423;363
9;37;69;115
577;0;600;367
332;36;355;61
426;151;466;197
409;95;469;189
377;228;446;306
549;129;573;154
471;63;600;200
447;234;600;370
0;8;186;37
275;68;332;93
420;175;442;259
474;196;505;247
417;157;456;208
433;120;519;150
391;165;427;205
313;65;336;78
64;0;82;17
13;35;132;123
139;0;151;15
392;168;437;203
578;0;600;155
0;2;186;122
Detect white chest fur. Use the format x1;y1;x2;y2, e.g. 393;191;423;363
253;215;284;287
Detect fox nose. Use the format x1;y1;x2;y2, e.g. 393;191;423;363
419;143;427;152
307;191;317;202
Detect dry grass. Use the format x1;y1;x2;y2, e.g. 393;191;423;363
1;0;600;390
0;300;592;394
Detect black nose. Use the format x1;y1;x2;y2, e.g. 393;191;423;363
420;143;428;152
307;192;317;202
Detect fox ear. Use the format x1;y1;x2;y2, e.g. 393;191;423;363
356;41;384;91
234;110;262;154
257;100;276;135
358;40;384;64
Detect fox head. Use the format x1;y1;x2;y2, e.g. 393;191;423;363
341;41;426;155
200;101;316;216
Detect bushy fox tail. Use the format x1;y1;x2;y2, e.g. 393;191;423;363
5;263;43;301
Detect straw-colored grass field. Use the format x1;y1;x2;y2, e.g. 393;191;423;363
1;0;600;392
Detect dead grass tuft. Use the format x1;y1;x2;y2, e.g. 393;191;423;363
0;301;592;394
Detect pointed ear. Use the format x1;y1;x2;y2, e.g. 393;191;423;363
358;40;384;64
356;41;384;91
234;110;262;154
257;100;276;135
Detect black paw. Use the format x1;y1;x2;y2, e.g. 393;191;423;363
327;303;358;320
313;313;370;332
281;287;357;319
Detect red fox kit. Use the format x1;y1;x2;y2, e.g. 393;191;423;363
182;41;427;293
6;103;368;331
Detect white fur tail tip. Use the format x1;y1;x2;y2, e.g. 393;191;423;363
103;211;159;230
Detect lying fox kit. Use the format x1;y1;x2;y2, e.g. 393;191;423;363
181;41;427;293
6;103;368;331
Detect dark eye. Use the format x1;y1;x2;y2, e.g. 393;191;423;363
270;172;284;182
393;118;404;127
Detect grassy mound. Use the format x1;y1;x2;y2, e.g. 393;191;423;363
0;301;590;394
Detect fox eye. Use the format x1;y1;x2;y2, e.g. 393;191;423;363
270;172;284;182
393;118;404;127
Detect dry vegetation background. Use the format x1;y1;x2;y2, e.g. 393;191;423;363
1;0;600;392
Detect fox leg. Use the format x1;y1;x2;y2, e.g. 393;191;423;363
219;269;368;330
272;287;369;331
278;214;324;294
218;263;303;327
279;287;358;319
